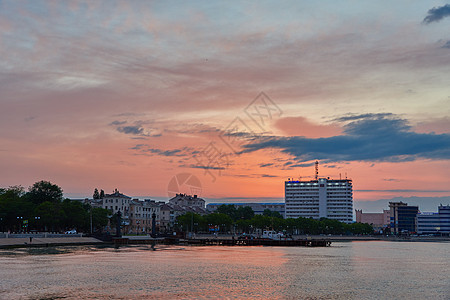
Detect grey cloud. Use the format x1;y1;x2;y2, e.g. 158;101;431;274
111;121;162;137
443;41;450;48
110;120;127;126
333;113;393;122
131;145;193;157
242;114;450;163
423;4;450;24
117;125;143;135
186;164;225;170
259;163;274;168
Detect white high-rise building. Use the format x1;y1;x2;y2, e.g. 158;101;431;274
285;178;353;223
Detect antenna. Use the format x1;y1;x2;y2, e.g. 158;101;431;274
315;160;319;180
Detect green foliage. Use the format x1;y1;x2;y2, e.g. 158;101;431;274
35;201;66;232
27;180;63;205
176;212;205;232
0;181;111;233
215;204;255;221
262;209;283;219
92;207;109;229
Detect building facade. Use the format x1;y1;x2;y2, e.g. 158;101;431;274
285;178;353;223
389;202;419;234
129;199;163;234
417;205;450;235
355;209;390;231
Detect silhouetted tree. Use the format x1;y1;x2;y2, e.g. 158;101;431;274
93;188;100;199
27;180;63;205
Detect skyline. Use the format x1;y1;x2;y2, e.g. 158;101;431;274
1;1;450;209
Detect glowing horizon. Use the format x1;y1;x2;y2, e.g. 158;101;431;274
1;1;450;207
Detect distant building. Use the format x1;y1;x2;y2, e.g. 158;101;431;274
159;194;207;232
129;199;164;234
285;178;353;223
417;205;450;235
168;193;205;209
389;202;419;234
102;189;132;215
355;209;390;231
206;203;285;216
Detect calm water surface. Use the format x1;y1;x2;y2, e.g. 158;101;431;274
0;241;449;299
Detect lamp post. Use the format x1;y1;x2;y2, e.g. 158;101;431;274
34;216;40;232
17;216;23;233
90;207;93;234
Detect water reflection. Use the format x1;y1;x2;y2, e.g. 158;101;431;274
0;242;449;299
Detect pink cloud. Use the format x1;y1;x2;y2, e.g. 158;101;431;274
275;116;342;138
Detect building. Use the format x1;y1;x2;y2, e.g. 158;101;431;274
417;205;450;235
389;202;419;234
129;199;164;234
168;193;205;209
206;203;285;216
355;209;390;231
285;178;353;223
102;189;132;215
159;194;207;232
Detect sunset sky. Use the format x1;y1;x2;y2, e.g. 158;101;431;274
1;1;450;209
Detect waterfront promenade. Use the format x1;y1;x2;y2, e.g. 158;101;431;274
1;233;448;249
0;235;103;249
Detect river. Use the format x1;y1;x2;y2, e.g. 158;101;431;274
0;241;448;299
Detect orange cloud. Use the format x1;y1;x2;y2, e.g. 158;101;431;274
275;116;342;138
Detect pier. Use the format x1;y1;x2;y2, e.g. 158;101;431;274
186;238;331;247
111;237;331;247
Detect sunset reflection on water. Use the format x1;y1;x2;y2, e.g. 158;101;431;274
0;242;449;299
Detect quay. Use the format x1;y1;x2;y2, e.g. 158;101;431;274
185;238;331;247
111;237;331;247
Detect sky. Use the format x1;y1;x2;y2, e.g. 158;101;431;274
1;1;450;211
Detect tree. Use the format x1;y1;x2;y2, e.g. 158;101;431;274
100;189;105;199
91;207;109;231
205;213;233;232
27;180;63;205
35;201;65;232
0;186;34;231
176;212;205;232
61;199;89;231
236;206;254;220
93;188;100;199
216;204;237;220
263;209;283;219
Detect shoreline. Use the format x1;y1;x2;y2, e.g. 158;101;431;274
1;234;449;249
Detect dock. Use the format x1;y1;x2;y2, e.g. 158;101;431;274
186;238;331;247
112;237;331;247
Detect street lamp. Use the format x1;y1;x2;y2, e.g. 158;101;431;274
17;216;23;233
34;217;40;232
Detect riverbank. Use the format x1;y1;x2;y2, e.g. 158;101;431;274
1;234;448;249
0;237;104;249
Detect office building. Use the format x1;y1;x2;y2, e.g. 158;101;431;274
389;202;419;234
285;177;353;223
417;205;450;235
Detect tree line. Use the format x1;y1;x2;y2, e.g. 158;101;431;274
177;204;373;235
0;181;109;233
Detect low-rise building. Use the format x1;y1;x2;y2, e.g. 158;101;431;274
417;205;450;235
355;209;390;231
129;199;163;234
